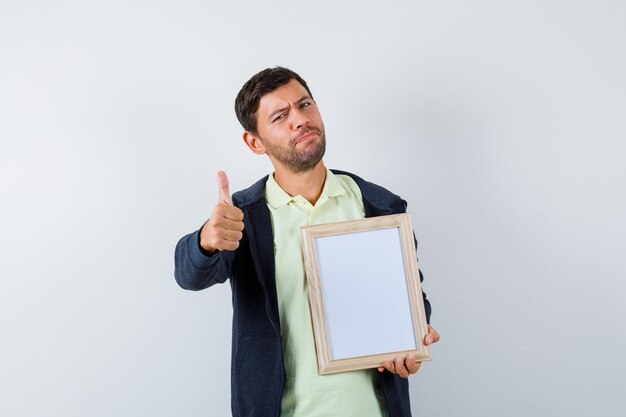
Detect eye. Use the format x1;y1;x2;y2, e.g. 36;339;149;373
273;113;286;123
300;101;311;109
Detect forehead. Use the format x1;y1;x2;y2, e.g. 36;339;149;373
257;80;310;114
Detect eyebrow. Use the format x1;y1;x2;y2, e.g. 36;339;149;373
267;95;311;121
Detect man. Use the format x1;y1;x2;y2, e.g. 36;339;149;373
174;67;440;417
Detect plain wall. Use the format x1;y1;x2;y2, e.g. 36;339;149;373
1;1;625;416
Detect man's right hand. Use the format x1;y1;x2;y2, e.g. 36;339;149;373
199;171;244;254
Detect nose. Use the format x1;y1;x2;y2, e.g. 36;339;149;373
291;108;310;130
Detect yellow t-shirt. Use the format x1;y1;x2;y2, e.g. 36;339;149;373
265;169;387;417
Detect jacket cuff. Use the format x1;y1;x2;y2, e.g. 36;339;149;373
187;229;221;270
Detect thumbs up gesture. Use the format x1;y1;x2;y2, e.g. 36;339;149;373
199;171;245;254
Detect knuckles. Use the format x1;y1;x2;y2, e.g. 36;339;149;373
213;204;244;221
199;204;245;253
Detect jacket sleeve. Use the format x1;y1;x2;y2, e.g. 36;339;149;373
419;269;432;324
413;232;432;324
174;228;235;291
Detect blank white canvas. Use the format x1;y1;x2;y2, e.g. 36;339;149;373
315;227;416;360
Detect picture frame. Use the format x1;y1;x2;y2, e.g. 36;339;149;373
301;213;431;375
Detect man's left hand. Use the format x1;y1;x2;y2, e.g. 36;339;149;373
377;325;440;378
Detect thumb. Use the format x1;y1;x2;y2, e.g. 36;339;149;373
216;170;233;206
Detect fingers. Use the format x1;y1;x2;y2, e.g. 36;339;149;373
381;360;396;375
393;356;410;378
200;204;245;253
406;353;421;374
217;170;233;206
379;354;421;378
214;204;244;223
379;326;440;378
425;325;440;345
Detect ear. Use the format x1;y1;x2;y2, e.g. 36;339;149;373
242;131;267;155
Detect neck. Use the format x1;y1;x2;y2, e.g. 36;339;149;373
273;161;327;205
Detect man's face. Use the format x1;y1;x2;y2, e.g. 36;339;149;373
252;79;326;173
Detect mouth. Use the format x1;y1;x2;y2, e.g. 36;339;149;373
294;131;317;145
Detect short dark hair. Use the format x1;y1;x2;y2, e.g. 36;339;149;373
235;67;314;134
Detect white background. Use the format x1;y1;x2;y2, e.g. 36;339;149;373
1;1;625;416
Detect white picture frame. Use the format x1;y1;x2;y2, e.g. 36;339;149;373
301;213;431;375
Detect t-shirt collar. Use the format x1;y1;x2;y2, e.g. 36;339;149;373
265;168;345;209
